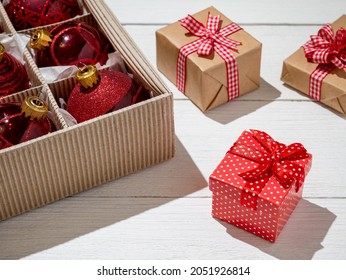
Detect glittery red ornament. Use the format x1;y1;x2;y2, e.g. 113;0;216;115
4;0;82;30
0;43;30;97
30;21;111;67
67;65;150;123
0;96;56;150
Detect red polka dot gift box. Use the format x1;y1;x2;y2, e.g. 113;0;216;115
209;129;312;242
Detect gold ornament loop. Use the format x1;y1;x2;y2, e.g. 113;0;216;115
21;96;49;121
76;64;100;89
0;43;5;62
30;29;52;50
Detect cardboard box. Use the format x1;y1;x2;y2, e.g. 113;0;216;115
0;0;174;221
281;15;346;114
156;6;262;111
209;129;312;242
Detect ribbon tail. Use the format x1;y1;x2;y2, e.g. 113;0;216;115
273;160;307;192
280;143;307;159
206;13;221;34
180;14;207;36
218;22;243;37
215;33;241;52
250;129;280;153
229;143;271;164
241;173;271;211
318;23;335;42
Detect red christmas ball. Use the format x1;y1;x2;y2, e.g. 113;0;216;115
0;43;30;97
67;65;150;123
0;96;56;150
30;21;111;67
4;0;83;30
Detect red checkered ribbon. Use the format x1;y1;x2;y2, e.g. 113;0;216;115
228;129;309;210
177;13;242;101
303;24;346;100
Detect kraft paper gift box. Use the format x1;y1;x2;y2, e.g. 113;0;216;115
209;129;312;242
156;6;262;112
0;0;174;221
281;15;346;114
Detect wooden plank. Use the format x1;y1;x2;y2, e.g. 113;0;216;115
0;197;342;259
105;0;346;25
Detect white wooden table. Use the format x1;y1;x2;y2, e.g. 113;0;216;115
1;0;346;260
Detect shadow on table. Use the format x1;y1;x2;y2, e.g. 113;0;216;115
282;84;346;119
313;101;346;119
204;78;281;125
217;199;336;260
0;136;207;260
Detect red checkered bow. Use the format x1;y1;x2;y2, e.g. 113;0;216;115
303;24;346;100
229;129;309;210
177;12;242;101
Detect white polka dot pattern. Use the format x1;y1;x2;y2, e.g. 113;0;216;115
209;130;312;242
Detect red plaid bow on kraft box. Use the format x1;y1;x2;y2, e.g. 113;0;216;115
209;130;312;242
281;15;346;114
156;6;262;111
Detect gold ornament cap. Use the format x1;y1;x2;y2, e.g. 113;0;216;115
30;29;52;50
0;43;5;62
76;64;100;89
21;96;49;121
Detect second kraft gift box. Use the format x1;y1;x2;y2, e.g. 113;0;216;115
281;15;346;114
156;6;262;112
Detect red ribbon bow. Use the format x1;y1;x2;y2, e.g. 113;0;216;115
180;13;241;56
303;24;346;69
229;129;309;210
177;12;242;101
302;24;346;100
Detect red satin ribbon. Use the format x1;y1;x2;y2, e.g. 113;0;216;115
303;24;346;101
177;12;242;101
228;129;309;210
